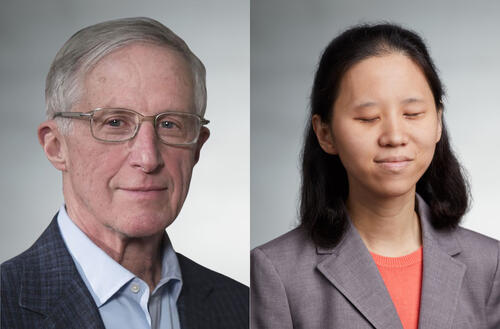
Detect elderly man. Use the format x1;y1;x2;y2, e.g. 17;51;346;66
1;17;248;329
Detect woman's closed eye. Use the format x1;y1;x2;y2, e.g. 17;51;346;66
355;117;379;123
404;112;424;119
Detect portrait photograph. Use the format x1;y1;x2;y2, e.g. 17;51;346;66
251;0;500;248
1;0;249;328
251;0;500;328
2;0;500;328
0;0;249;284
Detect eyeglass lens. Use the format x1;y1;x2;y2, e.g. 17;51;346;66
91;109;200;144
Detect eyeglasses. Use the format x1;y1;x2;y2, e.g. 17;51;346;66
53;108;209;146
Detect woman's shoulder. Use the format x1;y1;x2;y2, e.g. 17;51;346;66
252;226;319;268
436;225;500;290
453;226;500;265
454;225;499;252
420;193;499;268
253;226;312;255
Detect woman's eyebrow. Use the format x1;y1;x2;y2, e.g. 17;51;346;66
352;101;378;110
401;97;424;105
351;98;425;111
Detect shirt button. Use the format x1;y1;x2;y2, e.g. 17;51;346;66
130;284;140;293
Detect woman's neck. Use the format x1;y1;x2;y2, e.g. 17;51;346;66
346;189;421;257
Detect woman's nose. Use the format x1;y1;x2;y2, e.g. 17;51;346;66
378;116;409;147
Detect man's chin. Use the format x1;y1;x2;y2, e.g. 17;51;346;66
115;215;174;238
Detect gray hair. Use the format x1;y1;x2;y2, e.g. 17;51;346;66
45;17;207;132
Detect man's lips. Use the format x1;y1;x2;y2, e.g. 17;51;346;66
119;186;168;192
117;186;168;198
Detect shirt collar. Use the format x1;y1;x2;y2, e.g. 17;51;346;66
154;233;183;299
57;205;183;307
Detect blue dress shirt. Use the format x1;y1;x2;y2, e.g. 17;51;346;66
57;205;182;329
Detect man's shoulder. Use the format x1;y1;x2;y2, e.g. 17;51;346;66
176;252;247;292
1;215;81;301
1;217;57;272
175;253;249;329
1;216;105;329
1;247;28;273
1;240;48;328
1;247;36;290
0;248;29;299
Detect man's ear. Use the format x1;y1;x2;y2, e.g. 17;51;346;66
311;114;337;155
38;120;68;171
193;126;210;164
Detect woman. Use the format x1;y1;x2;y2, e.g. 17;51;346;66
251;24;500;329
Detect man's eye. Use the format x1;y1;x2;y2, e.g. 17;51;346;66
106;119;123;127
160;121;179;129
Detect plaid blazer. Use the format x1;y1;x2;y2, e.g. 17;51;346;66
1;216;248;329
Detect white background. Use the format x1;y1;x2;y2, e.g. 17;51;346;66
0;0;249;285
251;0;500;248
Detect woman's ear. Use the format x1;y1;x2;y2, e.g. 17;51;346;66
38;120;68;171
312;114;337;155
436;108;443;143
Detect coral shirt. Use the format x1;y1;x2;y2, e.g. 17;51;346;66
371;247;423;329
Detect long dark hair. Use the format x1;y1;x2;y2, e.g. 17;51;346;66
300;23;469;248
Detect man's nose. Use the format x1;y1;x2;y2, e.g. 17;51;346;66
378;115;408;147
128;121;164;173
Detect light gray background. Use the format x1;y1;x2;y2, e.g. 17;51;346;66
1;0;249;285
251;0;500;248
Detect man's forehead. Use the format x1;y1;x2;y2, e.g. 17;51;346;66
82;43;196;113
88;43;191;81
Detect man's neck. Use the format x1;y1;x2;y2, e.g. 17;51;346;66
346;188;421;257
66;204;164;292
91;232;164;292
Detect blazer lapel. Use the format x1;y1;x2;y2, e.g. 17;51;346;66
417;197;466;329
19;217;105;329
316;222;403;329
41;280;106;329
177;254;214;329
177;284;213;329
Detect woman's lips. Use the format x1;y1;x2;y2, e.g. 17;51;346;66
374;157;413;172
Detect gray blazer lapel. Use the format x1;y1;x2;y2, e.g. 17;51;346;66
417;197;466;329
316;222;403;329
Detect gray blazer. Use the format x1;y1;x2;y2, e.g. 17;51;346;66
251;197;500;329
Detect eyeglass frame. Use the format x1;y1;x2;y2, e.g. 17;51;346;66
52;107;210;146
